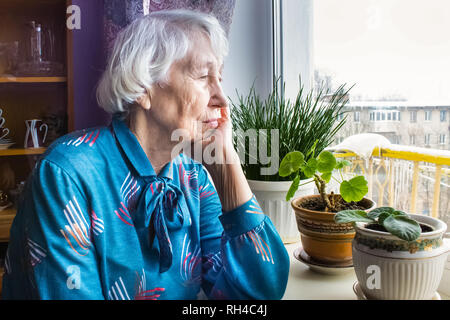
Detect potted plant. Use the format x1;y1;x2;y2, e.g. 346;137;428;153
230;79;350;243
335;207;450;300
279;146;375;266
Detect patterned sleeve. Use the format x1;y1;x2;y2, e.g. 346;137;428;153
1;159;104;299
198;166;290;300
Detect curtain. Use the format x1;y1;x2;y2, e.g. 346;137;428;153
103;0;236;55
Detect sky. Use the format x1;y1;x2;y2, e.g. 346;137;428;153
313;0;450;103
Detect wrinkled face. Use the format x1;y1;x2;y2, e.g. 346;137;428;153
148;31;228;142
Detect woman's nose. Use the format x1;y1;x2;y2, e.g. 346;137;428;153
209;80;228;109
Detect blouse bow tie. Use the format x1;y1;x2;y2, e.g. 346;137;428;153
135;177;190;273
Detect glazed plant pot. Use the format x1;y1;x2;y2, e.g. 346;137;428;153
352;214;450;300
248;178;314;244
291;194;375;264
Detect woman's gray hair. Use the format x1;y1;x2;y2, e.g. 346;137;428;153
96;9;229;117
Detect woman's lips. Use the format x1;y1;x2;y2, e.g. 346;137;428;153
203;118;219;128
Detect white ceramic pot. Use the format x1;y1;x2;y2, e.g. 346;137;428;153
352;214;450;300
247;178;314;244
438;238;450;297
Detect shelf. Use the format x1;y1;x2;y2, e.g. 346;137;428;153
0;76;67;83
0;208;15;242
0;148;46;156
0;208;15;218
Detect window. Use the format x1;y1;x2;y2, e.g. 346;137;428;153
393;135;400;144
354;111;360;122
313;1;450;266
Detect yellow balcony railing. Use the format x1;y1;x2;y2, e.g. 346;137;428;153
333;145;450;222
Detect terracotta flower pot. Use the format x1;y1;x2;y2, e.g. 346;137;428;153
291;194;375;264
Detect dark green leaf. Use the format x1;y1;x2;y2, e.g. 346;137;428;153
286;175;300;201
368;207;396;220
368;207;408;223
382;215;421;241
279;151;305;177
340;176;368;203
334;210;374;224
317;151;337;173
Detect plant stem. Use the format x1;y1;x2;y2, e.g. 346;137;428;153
314;174;334;212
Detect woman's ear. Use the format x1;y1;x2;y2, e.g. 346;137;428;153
136;88;152;110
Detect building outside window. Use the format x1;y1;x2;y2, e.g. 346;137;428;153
354;111;360;122
440;110;447;122
409;135;416;145
439;134;446;145
410;111;417;123
425;110;432;121
424;134;431;145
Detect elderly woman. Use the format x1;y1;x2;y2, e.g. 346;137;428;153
2;9;289;300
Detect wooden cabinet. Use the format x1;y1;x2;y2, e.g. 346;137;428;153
0;0;73;262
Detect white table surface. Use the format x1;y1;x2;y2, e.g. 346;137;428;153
282;241;450;300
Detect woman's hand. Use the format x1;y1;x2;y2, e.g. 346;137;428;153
200;107;239;167
196;107;252;212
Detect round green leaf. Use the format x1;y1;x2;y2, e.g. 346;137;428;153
340;176;368;202
382;215;421;241
301;158;318;178
317;151;337;173
334;210;374;224
286;175;300;201
336;160;351;169
279;151;305;177
321;171;332;183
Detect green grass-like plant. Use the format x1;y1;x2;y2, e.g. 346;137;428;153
230;78;351;181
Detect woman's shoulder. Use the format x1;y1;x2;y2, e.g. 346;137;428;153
38;125;116;173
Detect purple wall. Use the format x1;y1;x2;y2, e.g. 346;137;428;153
71;0;110;130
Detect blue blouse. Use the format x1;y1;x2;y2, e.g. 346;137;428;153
2;117;289;300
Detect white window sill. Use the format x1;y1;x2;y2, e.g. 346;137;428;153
283;241;450;300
